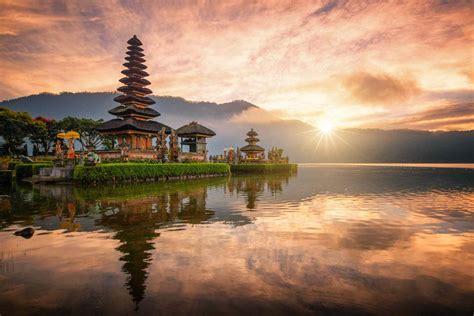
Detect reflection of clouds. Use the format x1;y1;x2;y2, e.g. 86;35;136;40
144;221;473;314
336;220;413;250
0;230;128;314
0;167;473;314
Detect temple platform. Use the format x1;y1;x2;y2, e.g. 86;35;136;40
97;149;157;160
32;166;74;183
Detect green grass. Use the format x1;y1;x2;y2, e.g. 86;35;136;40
73;163;230;183
73;176;228;200
15;163;52;179
230;163;297;174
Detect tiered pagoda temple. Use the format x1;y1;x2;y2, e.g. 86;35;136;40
240;128;265;162
96;35;171;159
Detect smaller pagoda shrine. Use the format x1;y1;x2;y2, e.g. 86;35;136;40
176;121;215;161
96;35;172;160
240;128;265;162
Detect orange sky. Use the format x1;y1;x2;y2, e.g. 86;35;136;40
0;0;473;130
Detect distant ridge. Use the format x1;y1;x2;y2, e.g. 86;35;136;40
0;92;257;121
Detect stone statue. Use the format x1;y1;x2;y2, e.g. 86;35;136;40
152;128;168;162
86;151;101;166
155;128;164;160
227;147;234;164
236;147;242;164
168;129;179;162
55;139;63;159
120;141;129;161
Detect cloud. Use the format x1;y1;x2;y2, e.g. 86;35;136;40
310;1;338;17
422;89;474;103
343;71;420;105
230;107;279;124
409;103;473;122
392;102;474;130
0;0;472;130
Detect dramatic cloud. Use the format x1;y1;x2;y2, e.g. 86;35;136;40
393;102;474;131
342;72;420;105
310;0;338;17
0;0;472;130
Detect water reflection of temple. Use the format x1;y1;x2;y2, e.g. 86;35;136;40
226;174;292;211
1;174;293;309
90;184;214;309
97;202;162;309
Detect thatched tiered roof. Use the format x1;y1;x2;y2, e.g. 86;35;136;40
240;128;264;152
96;35;168;134
176;121;216;137
96;118;172;133
112;35;156;112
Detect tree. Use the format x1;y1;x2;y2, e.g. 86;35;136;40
57;117;104;149
30;116;59;155
30;120;48;156
0;107;36;155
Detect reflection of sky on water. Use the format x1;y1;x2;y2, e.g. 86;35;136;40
0;166;473;315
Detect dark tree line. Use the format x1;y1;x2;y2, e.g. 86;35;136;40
0;107;104;155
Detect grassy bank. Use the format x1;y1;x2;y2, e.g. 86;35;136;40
73;176;228;200
15;163;52;179
73;163;230;183
230;163;298;174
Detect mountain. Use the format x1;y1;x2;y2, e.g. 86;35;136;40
0;92;256;122
1;92;473;162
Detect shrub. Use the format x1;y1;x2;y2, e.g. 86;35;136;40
15;163;52;178
230;163;297;174
0;170;12;184
73;163;230;183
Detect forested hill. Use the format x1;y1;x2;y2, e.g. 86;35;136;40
0;92;257;122
1;92;473;163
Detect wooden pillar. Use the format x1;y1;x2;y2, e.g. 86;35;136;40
138;135;142;149
130;135;135;149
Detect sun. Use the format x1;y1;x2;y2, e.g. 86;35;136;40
319;121;334;134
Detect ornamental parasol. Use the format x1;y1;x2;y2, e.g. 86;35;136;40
65;131;80;139
57;132;66;139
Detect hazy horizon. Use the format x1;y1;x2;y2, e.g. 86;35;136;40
2;91;473;163
3;90;474;133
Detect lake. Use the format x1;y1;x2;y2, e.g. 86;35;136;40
0;165;473;315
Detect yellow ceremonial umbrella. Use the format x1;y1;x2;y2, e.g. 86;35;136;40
65;131;80;139
57;132;66;139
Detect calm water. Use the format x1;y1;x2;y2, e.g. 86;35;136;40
0;165;473;315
